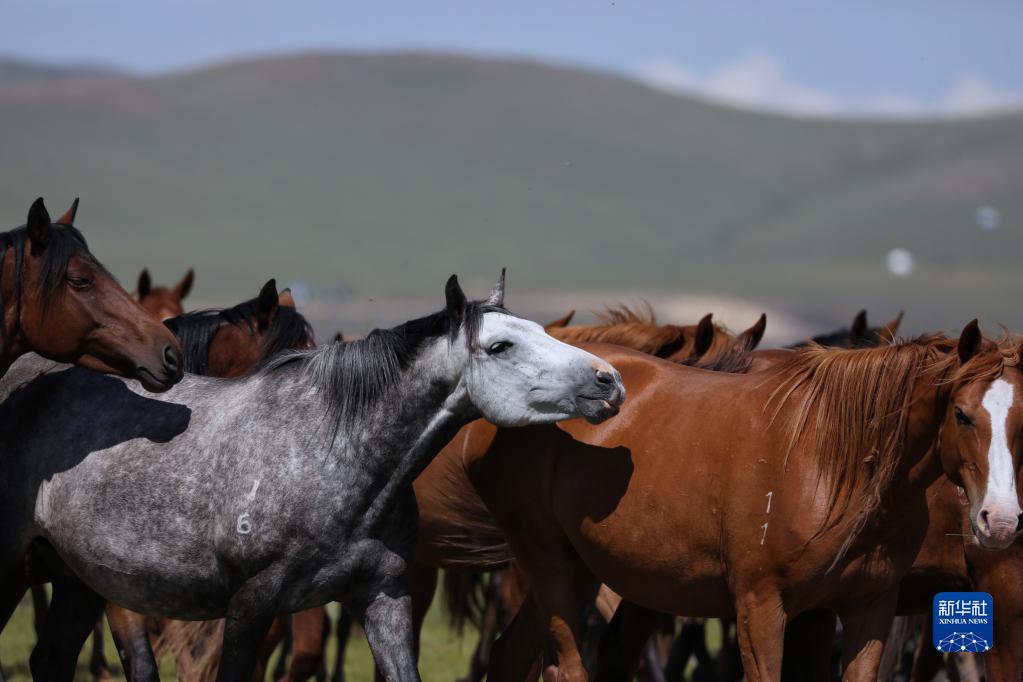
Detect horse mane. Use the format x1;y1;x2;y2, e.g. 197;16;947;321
550;302;727;359
265;300;507;431
762;333;1020;564
0;224;98;327
684;334;757;373
163;298;315;375
593;302;657;325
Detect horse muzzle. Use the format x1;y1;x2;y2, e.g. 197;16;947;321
576;368;626;424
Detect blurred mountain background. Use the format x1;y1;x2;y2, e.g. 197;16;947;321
1;52;1020;342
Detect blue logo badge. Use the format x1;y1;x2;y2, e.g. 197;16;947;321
933;592;993;653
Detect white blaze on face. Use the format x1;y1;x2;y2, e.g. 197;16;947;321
980;379;1019;512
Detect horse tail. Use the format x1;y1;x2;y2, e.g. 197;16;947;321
442;571;489;635
152;618;224;682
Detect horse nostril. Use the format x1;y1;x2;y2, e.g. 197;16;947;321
979;509;991;533
596;370;614;386
1017;514;1023;534
163;345;182;374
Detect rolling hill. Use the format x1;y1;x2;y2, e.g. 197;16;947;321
0;52;1020;335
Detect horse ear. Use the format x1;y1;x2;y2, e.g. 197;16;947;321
278;288;296;309
958;319;982;365
738;313;767;351
26;198;53;251
137;269;152;299
850;310;868;340
544;309;575;331
445;275;467;327
333;332;344;343
878;311;904;345
174;269;194;300
56;197;79;226
694;313;716;357
485;268;506;307
256;278;280;329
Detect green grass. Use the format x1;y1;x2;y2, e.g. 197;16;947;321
0;591;480;681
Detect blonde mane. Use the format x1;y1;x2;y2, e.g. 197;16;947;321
760;333;1021;562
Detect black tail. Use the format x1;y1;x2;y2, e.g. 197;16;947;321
442;571;489;635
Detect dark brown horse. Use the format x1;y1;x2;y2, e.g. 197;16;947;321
413;324;1021;681
136;268;194;321
0;197;182;389
789;310;903;349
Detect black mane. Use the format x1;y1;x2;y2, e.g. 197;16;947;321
0;223;98;321
164;298;315;375
789;326;887;350
266;300;508;430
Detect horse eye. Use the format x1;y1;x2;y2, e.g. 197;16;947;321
487;341;513;355
955;407;974;428
67;276;92;290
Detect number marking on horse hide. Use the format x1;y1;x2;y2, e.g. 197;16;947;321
236;512;252;535
760;491;774;545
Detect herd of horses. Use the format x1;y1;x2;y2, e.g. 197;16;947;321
0;197;1020;682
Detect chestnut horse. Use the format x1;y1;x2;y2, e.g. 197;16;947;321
420;324;1022;681
407;311;767;681
136;268;194;321
0;197;182;389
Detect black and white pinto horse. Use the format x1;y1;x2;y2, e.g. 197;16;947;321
0;273;626;682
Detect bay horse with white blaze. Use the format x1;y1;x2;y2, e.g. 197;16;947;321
0;272;624;682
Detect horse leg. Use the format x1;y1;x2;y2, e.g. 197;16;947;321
734;590;786;682
985;614;1023;682
215;583;278;682
90;615;114;680
30;583;48;637
274;615;293;680
909;617;942;682
837;594;897;682
281;608;328;682
106;604;160;682
30;576;106;681
780;609;836;682
459;572;505;682
0;567;29;682
520;552;596;682
353;589;420;682
331;606;355;682
593;600;660;682
408;562;437;665
489;592;547;682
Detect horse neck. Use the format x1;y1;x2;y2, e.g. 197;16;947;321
326;341;477;533
0;244;28;376
900;373;954;491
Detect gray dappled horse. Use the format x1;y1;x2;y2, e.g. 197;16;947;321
0;273;625;682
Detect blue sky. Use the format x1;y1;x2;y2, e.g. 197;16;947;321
6;1;1023;117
